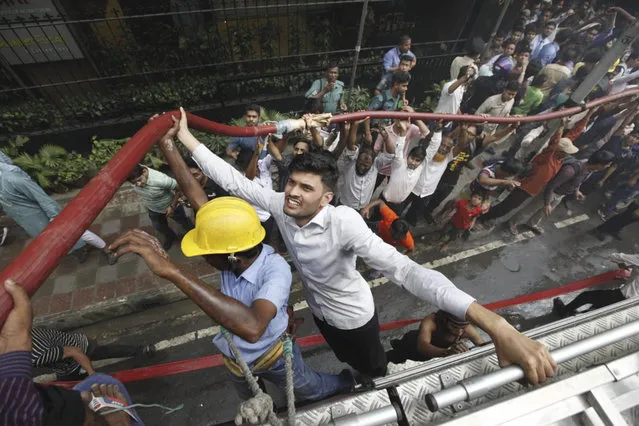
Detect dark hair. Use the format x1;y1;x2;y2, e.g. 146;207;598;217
545;21;557;29
530;73;548;87
235;148;254;172
470;188;486;200
503;39;517;49
288;151;339;192
525;59;544;79
408;145;426;162
392;70;411;85
505;80;521;92
435;310;469;328
399;34;411;44
512;25;525;34
399;54;413;63
525;23;538;34
555;29;572;44
588;150;615;165
559;47;579;63
583;50;603;63
499;158;525;175
290;136;313;152
358;145;375;159
184;158;200;169
390;218;410;241
327;62;339;70
516;45;532;55
575;63;594;80
457;65;472;80
128;165;145;181
496;30;508;39
245;104;261;116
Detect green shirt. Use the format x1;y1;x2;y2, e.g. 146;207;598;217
513;86;544;116
133;167;177;213
305;78;344;114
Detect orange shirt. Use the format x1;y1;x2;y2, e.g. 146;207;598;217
519;117;589;196
377;205;415;250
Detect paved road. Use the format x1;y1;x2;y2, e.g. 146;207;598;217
42;204;638;425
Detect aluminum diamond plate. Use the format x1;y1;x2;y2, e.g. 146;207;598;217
293;299;639;425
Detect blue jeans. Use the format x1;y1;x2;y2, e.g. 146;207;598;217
602;185;639;216
229;343;350;402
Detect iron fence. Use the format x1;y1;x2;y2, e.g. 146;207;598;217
0;0;484;136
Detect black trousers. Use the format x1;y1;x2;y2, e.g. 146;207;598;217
313;311;387;377
564;289;625;314
148;206;193;241
379;193;406;216
87;339;141;360
386;329;430;364
480;187;531;222
596;202;639;235
423;182;456;218
403;193;433;227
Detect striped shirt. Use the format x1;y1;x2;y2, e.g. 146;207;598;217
31;327;89;376
0;351;44;426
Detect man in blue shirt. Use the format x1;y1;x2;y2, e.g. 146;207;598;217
226;104;263;160
383;34;416;73
111;121;352;403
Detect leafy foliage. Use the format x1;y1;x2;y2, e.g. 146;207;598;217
343;86;372;112
416;81;444;113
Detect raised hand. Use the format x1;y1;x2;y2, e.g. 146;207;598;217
109;229;177;279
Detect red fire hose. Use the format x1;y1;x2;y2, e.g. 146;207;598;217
1;88;638;323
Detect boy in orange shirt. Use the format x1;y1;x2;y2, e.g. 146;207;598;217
361;199;414;253
438;190;485;252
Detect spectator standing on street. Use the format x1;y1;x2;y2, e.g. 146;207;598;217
435;65;476;115
480;30;506;64
461;56;517;114
383;35;416;74
127;164;193;250
537;48;578;98
376;54;412;95
530;21;557;62
513;73;546;115
449;39;482;81
226;105;263;160
305;63;346;114
475;80;520;135
438;190;485;252
0;168;116;264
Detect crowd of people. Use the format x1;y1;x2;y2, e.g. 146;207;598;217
1;1;639;424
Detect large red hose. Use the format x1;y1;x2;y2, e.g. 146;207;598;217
0;89;638;323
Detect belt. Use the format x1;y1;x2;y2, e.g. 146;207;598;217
223;337;285;377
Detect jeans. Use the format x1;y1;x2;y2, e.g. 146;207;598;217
147;205;193;242
601;185;639;216
229;343;350;402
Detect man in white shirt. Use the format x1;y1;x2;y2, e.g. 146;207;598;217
530;21;557;60
403;125;472;226
173;107;556;383
339;118;394;210
435;65;476;115
476;81;520;135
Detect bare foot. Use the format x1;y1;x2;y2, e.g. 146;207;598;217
90;383;133;426
508;221;519;235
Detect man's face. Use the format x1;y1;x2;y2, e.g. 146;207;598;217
399;39;411;53
245;110;260;126
327;67;339;82
284;171;332;220
493;36;504;47
436;138;454;159
130;169;148;187
204;253;232;271
543;23;555;38
394;82;409;95
542;10;553;22
511;31;523;43
585;28;599;42
503;43;516;56
406;155;424;170
526;30;537;42
356;152;374;175
445;322;465;338
293;141;310;156
189;167;205;185
470;194;483;207
398;60;411;72
502;89;518;102
516;51;530;63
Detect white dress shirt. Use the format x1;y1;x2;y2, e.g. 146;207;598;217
382;137;424;203
340;148;392;210
412;132;454;198
192;143;476;329
435;80;466;115
252;154;273;222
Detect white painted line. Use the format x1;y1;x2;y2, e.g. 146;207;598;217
33;215;588;383
554;214;589;229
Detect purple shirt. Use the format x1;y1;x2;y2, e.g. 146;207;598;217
0;351;43;426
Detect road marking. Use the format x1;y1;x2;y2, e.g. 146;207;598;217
34;216;587;383
554;214;589;229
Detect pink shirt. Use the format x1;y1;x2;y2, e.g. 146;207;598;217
374;123;427;176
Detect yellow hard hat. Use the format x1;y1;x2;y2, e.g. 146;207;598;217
181;197;265;257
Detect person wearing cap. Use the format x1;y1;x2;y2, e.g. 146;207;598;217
553;253;639;317
114;119;352;402
478;116;585;233
386;310;485;364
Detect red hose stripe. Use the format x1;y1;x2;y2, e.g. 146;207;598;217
45;269;627;388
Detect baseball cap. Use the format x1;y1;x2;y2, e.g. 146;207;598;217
558;138;579;154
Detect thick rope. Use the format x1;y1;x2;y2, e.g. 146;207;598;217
221;328;282;426
282;337;296;425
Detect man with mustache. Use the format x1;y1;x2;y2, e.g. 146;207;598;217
226;105;263;160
